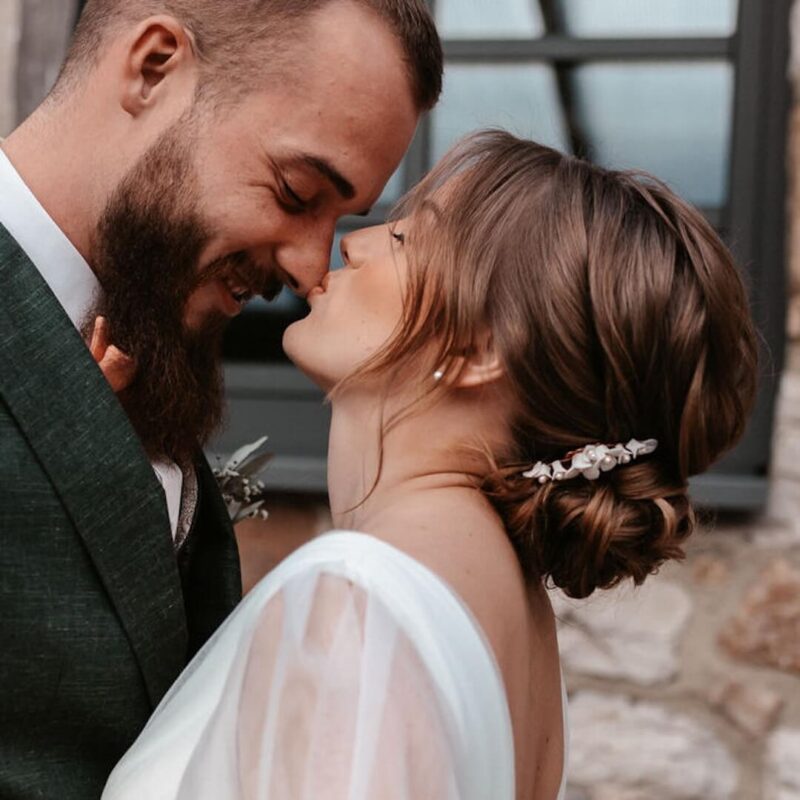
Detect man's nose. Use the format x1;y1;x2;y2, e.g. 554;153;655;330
277;232;335;297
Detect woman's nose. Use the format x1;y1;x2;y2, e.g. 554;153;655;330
339;233;353;267
340;226;383;269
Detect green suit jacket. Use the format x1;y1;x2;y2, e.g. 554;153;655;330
0;224;242;799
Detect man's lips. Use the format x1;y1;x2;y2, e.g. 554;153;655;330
212;275;288;317
214;265;284;312
201;250;302;314
215;278;249;317
232;266;286;303
205;252;280;295
224;273;252;303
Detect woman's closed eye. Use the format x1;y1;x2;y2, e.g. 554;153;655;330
390;230;405;245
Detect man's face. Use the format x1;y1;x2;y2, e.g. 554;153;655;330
90;2;420;464
183;2;420;329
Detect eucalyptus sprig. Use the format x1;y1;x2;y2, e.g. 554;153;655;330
213;436;273;523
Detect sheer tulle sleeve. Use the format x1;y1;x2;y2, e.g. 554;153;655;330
230;571;463;799
108;533;515;800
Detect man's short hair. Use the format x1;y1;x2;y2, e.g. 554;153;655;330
59;0;443;111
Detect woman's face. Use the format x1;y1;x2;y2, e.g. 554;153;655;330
283;221;410;391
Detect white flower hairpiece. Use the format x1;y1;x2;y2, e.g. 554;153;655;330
522;439;658;485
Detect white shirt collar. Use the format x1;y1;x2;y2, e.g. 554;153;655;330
0;146;101;331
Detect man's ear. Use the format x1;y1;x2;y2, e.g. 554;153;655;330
120;16;198;116
447;330;505;389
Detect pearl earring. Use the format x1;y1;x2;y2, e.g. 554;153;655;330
433;370;445;381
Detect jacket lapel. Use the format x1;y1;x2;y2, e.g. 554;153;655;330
180;455;242;657
0;225;188;707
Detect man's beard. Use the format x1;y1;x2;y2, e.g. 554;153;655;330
86;118;229;467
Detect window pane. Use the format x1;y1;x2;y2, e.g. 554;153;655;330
431;64;571;163
330;230;346;270
379;163;406;205
571;62;734;207
559;0;738;38
436;0;545;40
436;0;738;39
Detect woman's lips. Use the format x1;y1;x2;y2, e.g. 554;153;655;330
306;273;332;303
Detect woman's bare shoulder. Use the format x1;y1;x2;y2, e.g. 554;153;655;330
364;492;537;668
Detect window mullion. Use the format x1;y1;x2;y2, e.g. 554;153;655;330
443;36;734;63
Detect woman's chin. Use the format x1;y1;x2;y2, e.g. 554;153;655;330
282;318;303;360
282;322;336;392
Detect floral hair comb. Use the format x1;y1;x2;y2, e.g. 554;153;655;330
522;439;658;485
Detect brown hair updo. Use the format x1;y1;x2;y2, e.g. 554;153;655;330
342;130;759;600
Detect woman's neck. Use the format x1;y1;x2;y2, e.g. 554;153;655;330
326;385;509;532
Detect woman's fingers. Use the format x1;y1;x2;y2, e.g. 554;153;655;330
99;346;137;393
89;316;107;362
89;316;136;393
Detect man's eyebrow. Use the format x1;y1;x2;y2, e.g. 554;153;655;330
294;153;357;201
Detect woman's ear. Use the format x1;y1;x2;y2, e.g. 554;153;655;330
449;330;505;389
120;16;198;116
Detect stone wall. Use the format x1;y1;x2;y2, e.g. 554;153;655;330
14;0;77;122
0;0;76;137
560;8;800;796
557;481;800;799
0;0;20;137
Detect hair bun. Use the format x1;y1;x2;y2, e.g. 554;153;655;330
486;460;693;599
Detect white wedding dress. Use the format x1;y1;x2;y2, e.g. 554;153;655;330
103;531;568;800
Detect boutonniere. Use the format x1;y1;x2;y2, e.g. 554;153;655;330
213;436;273;523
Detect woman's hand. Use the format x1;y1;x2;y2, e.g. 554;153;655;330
89;316;136;393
